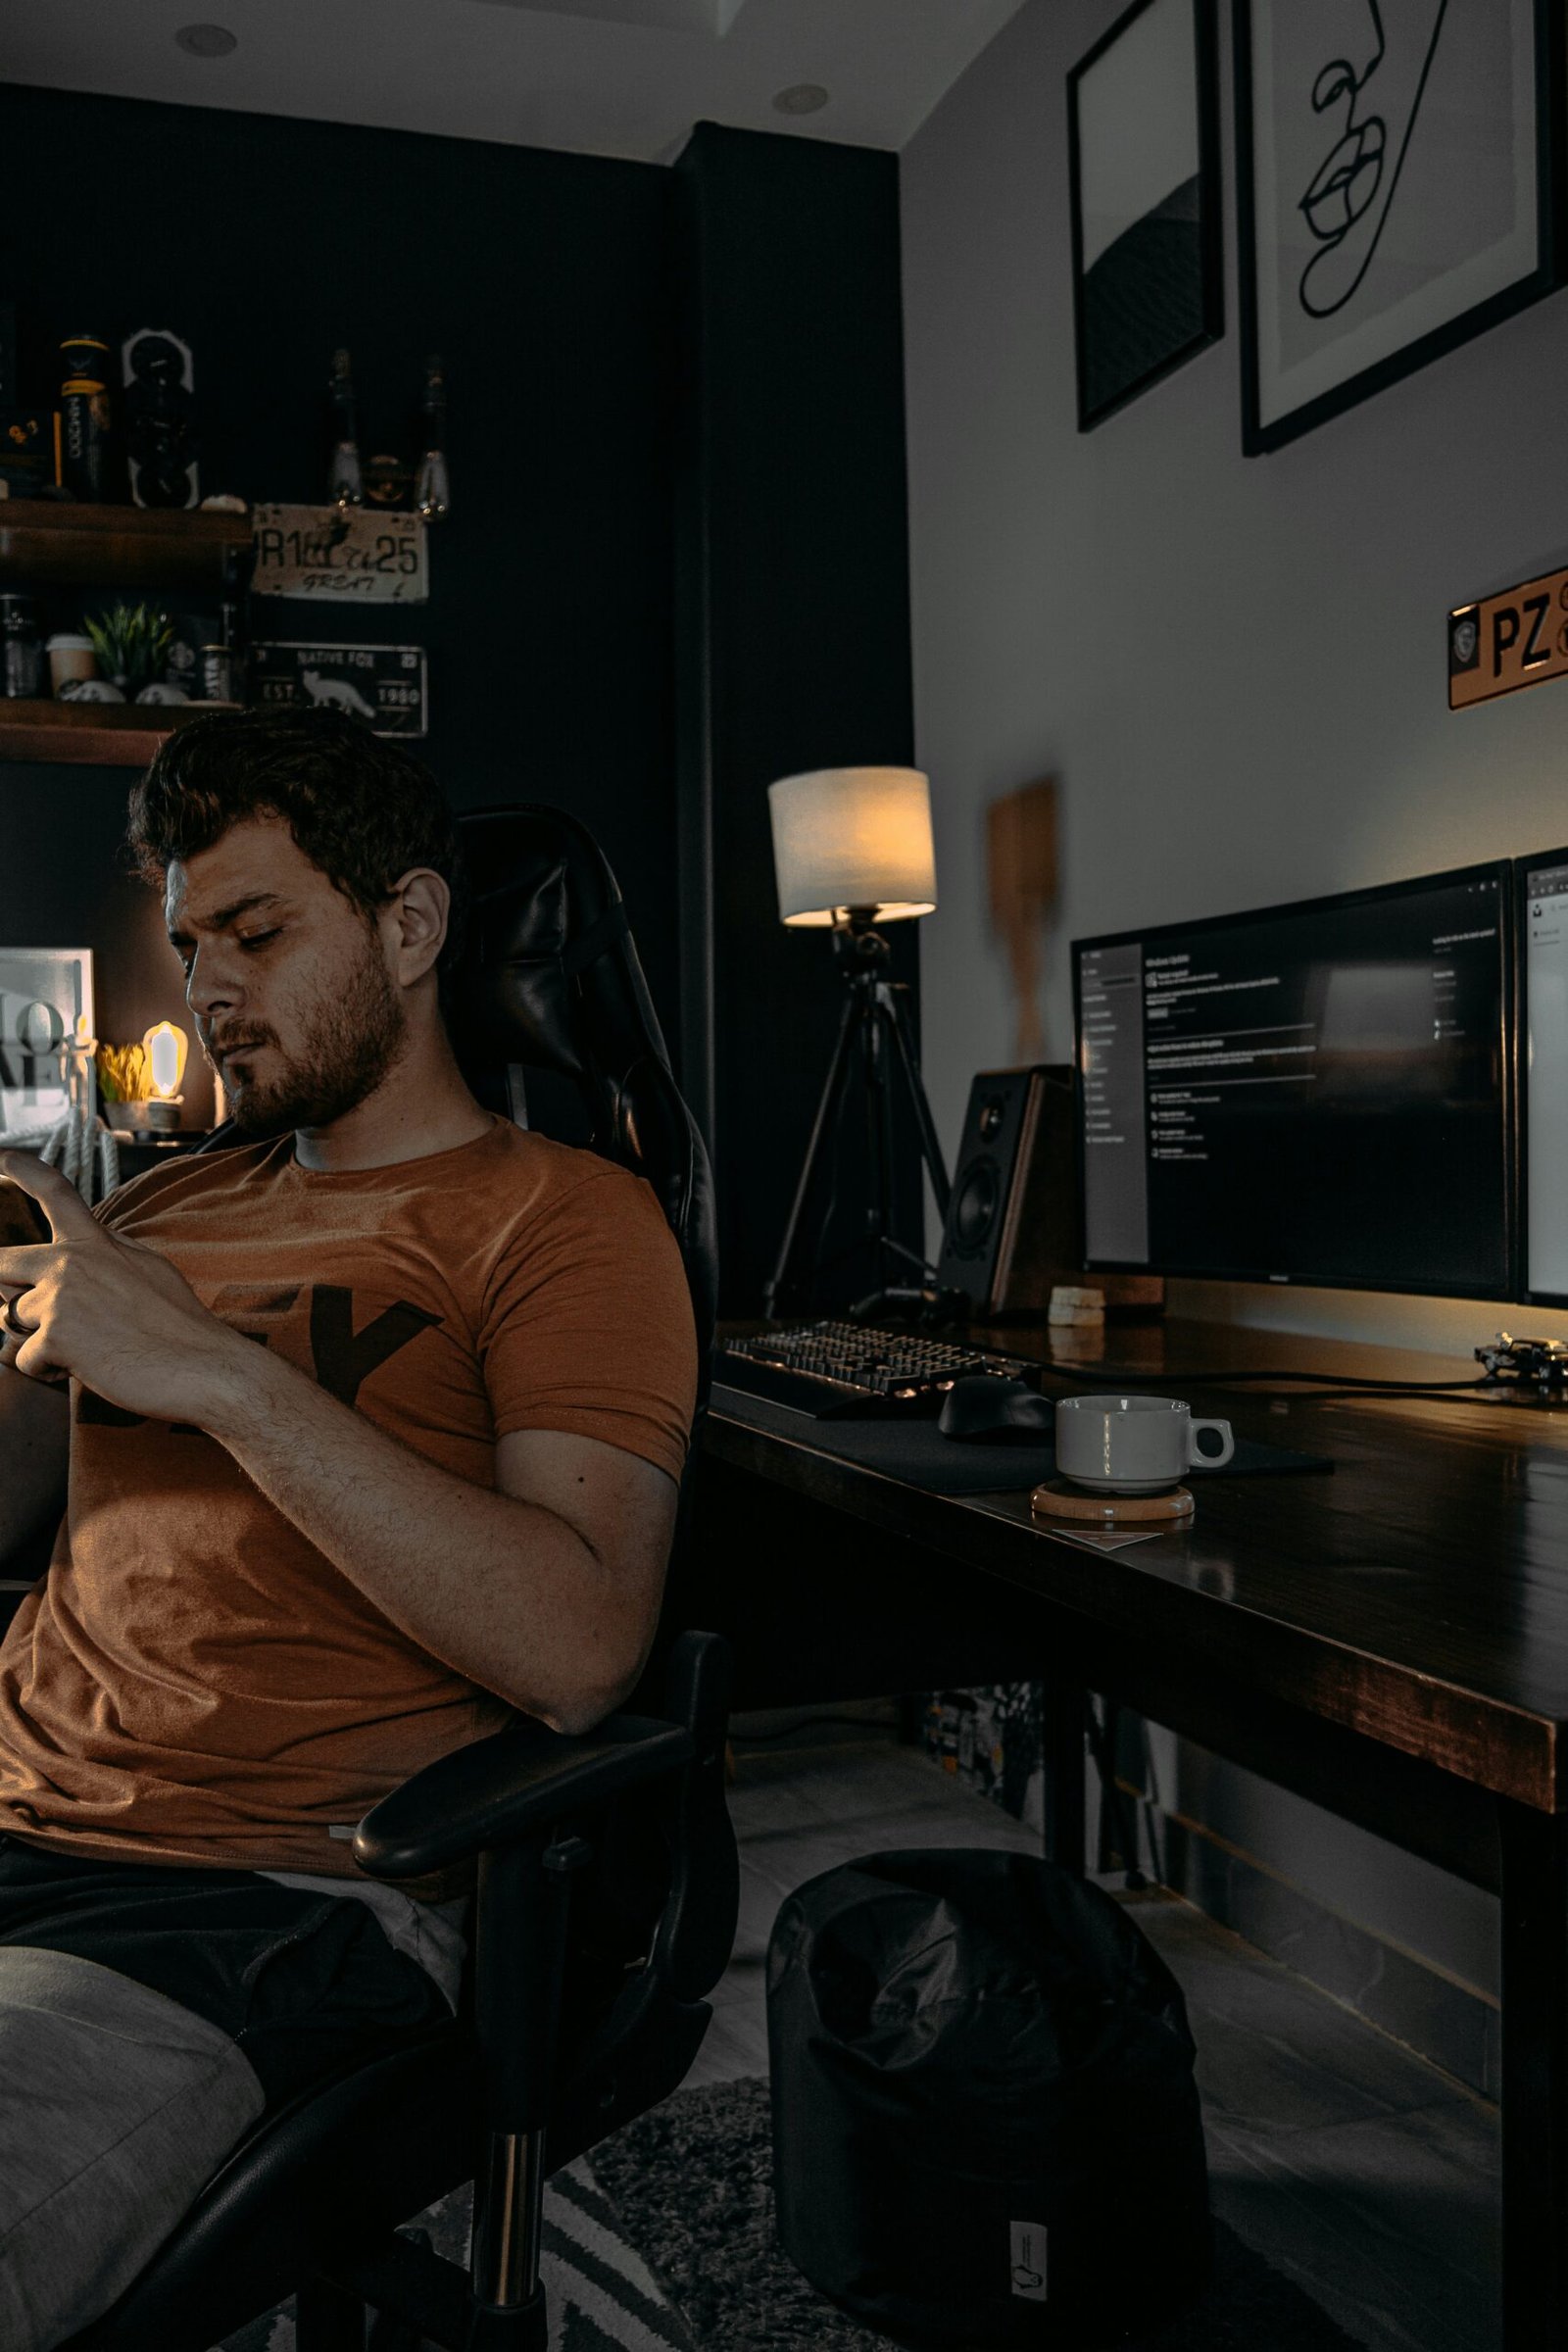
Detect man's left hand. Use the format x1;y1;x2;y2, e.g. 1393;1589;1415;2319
0;1152;247;1424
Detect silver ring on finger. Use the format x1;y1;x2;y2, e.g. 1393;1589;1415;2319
2;1296;29;1342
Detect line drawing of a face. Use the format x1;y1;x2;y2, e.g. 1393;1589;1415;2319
1297;0;1450;318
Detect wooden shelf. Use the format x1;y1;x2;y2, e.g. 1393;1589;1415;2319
0;500;251;592
0;698;241;766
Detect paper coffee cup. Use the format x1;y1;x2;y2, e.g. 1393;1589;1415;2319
46;633;96;695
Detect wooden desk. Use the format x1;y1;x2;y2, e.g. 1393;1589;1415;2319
684;1317;1568;2349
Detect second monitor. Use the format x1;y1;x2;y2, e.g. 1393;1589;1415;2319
1074;864;1512;1298
1517;847;1568;1307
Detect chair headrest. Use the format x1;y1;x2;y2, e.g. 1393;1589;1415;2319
449;806;717;1365
448;808;652;1080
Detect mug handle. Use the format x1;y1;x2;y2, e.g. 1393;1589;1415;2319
1187;1418;1234;1470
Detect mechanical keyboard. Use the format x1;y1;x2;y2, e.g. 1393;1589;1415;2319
713;1319;1037;1418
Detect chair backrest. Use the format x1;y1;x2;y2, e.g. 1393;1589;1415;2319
447;805;717;1371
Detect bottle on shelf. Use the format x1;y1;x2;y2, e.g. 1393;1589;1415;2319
326;347;364;509
59;333;115;501
415;354;450;522
212;595;248;705
196;642;235;704
0;594;42;698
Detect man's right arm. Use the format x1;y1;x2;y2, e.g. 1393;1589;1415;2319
0;1370;69;1568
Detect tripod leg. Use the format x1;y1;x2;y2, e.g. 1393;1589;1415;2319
865;997;897;1290
880;983;953;1221
764;987;862;1319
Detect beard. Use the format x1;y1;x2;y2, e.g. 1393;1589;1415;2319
215;933;408;1139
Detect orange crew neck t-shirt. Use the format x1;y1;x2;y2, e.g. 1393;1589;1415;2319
0;1117;697;1877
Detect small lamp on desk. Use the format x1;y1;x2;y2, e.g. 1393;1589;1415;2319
143;1020;188;1133
763;766;952;1319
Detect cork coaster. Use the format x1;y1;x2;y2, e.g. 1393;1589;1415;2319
1031;1480;1195;1526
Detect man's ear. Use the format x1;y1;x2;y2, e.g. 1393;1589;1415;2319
387;868;450;986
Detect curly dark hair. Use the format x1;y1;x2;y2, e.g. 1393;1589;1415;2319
125;706;468;975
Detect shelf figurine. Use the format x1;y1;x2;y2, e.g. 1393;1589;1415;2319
122;328;199;509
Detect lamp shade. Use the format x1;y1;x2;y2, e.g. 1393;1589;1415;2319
142;1020;188;1100
767;767;937;927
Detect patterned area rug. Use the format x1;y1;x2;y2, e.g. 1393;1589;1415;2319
222;2074;1363;2350
591;2076;1368;2352
218;2159;697;2351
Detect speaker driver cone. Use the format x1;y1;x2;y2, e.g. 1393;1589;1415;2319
951;1157;1001;1256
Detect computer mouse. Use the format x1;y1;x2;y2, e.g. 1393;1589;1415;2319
937;1376;1056;1445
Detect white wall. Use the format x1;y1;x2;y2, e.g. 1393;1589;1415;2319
897;0;1568;2002
902;0;1568;1363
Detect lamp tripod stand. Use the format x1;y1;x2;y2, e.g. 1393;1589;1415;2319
763;910;952;1321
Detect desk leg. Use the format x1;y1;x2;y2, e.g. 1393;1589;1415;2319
1499;1800;1568;2349
1042;1681;1087;1876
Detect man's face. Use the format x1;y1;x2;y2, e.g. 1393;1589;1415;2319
165;814;406;1139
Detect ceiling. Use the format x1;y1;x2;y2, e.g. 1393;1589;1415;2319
0;0;1027;164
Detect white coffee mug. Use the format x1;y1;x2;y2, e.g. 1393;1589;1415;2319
1054;1394;1234;1494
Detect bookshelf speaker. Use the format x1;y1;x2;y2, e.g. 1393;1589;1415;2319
937;1065;1162;1319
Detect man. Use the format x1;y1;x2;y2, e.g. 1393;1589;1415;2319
0;708;697;2349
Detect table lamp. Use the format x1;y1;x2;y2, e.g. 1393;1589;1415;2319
763;766;953;1318
142;1019;188;1132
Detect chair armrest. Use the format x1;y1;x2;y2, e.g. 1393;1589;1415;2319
352;1711;694;1881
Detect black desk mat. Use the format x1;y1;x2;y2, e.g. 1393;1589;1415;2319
710;1384;1334;1498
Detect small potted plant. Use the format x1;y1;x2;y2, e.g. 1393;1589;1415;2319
83;602;175;701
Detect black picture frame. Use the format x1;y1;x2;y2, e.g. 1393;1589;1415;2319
1068;0;1224;433
1235;0;1564;456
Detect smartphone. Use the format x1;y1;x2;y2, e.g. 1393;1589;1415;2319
0;1176;49;1248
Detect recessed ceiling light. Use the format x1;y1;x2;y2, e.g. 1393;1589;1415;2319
174;24;238;58
773;84;829;117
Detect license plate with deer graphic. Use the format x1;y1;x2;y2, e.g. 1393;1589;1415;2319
251;505;427;603
248;641;428;737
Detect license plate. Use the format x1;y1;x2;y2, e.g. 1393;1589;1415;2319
251;504;428;604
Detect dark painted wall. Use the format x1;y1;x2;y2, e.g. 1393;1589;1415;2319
2;98;920;1314
1;87;676;1128
673;126;920;1314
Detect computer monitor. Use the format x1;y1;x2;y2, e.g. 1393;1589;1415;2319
1073;864;1513;1298
1516;847;1568;1305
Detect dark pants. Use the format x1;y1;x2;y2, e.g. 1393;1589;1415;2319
0;1837;451;2350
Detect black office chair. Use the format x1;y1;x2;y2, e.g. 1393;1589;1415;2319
66;805;735;2352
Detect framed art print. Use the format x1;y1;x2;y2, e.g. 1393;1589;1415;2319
1236;0;1562;454
0;947;93;1138
1068;0;1224;431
